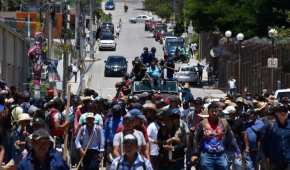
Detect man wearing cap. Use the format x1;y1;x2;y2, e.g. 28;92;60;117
110;134;153;170
238;109;265;170
192;102;241;170
112;113;147;159
263;103;290;170
17;128;69;170
104;104;124;166
75;112;104;170
157;108;188;170
78;103;103;127
12;113;32;165
143;101;157;124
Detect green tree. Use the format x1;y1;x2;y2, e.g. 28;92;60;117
184;0;289;37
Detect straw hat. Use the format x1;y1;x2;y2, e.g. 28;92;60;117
224;100;237;107
80;96;92;101
198;108;209;118
86;112;95;119
143;100;157;110
223;106;236;115
18;113;32;122
254;102;268;112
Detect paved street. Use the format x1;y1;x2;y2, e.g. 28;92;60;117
84;0;163;97
82;0;225;99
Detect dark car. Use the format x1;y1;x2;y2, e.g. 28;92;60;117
101;22;114;34
105;1;115;10
164;38;184;61
104;56;128;77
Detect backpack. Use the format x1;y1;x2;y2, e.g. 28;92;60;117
116;154;147;170
46;108;65;132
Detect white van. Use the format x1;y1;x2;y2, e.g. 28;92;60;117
274;89;290;101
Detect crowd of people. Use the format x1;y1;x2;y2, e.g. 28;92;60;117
0;49;289;170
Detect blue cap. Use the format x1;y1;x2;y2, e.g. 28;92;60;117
128;109;143;116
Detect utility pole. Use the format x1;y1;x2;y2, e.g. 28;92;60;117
75;0;80;61
89;0;94;59
48;3;53;60
62;0;69;96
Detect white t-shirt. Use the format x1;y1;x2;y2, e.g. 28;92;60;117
147;122;160;156
228;79;236;89
71;64;78;73
113;129;146;154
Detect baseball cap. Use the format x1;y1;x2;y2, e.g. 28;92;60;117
208;102;219;109
32;128;52;141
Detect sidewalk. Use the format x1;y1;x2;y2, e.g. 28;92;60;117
56;42;99;95
188;55;226;98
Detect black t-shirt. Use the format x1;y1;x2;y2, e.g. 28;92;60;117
165;62;175;79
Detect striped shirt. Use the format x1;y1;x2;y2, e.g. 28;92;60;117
75;125;105;151
110;153;153;170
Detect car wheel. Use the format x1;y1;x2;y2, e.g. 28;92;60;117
99;47;102;51
104;71;109;77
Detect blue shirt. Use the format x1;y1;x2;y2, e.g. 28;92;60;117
246;119;265;150
104;116;123;143
17;150;69;170
264;118;290;163
75;125;105;151
110;153;153;170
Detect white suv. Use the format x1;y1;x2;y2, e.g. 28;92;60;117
275;89;290;101
98;32;116;51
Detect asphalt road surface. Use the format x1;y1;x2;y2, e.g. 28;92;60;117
85;0;163;98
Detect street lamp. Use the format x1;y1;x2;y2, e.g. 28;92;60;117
236;33;244;89
224;30;232;81
225;30;232;39
268;28;278;91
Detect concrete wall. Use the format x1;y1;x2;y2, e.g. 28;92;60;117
0;21;29;90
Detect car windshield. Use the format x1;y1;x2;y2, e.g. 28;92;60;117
166;40;184;48
133;81;178;93
106;1;113;5
100;33;114;40
277;92;290;102
108;57;125;64
180;67;195;72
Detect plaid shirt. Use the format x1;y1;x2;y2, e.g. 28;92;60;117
110;153;153;170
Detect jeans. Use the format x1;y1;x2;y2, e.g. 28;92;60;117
200;152;228;170
233;154;255;170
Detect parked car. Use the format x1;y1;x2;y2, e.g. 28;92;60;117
104;56;128;77
105;1;115;10
275;89;290;102
153;24;167;41
129;15;153;23
160;32;175;44
164;38;185;60
98;32;116;51
101;22;114;34
175;64;199;83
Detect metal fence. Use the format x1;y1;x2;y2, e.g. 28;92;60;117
217;38;290;95
0;21;29;90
